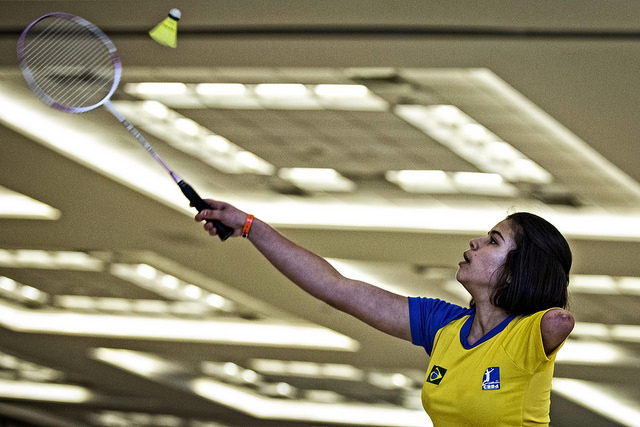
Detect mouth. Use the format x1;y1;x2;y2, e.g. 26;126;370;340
462;252;470;263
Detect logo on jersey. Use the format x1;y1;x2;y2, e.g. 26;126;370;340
426;365;447;385
482;367;500;390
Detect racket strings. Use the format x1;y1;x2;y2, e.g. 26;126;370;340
21;16;117;110
29;20;112;106
27;19;112;97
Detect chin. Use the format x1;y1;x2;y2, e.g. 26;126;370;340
455;274;471;291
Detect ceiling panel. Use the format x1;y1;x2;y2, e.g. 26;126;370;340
1;1;639;426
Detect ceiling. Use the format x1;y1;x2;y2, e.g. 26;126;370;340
0;1;639;426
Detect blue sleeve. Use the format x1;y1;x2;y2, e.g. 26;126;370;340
408;297;472;355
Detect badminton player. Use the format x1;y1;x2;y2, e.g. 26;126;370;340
196;202;574;426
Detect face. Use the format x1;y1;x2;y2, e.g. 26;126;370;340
456;219;517;293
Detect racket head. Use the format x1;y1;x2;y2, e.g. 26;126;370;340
17;12;122;113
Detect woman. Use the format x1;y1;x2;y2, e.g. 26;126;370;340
195;202;574;426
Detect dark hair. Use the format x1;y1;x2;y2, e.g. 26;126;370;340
491;212;572;315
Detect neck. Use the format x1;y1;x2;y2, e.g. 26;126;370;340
467;303;510;345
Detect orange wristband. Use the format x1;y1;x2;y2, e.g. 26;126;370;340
242;214;254;238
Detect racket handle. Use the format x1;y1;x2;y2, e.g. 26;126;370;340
177;180;234;241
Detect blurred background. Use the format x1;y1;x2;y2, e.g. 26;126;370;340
0;1;639;426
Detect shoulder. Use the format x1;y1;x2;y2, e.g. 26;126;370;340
409;297;471;325
408;297;471;354
540;308;575;355
541;308;574;333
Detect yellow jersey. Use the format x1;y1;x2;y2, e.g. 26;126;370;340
409;297;565;426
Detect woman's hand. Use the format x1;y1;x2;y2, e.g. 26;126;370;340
195;199;249;238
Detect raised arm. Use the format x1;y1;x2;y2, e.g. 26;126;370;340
195;200;412;342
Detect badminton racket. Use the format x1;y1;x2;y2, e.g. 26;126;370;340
17;12;234;240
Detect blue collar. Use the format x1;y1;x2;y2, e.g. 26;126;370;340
460;307;515;349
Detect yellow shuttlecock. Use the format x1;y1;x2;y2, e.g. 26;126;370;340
149;8;180;48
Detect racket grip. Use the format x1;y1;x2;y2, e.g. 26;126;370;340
177;180;234;241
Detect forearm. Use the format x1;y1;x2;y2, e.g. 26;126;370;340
195;203;411;341
246;218;411;340
246;218;342;301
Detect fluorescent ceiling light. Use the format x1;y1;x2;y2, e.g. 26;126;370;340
314;84;369;98
618;277;640;295
196;83;247;96
109;263;234;311
190;377;431;426
251;359;365;381
547;211;640;242
556;340;638;366
0;249;104;271
253;83;322;110
385;170;517;197
452;172;517;197
553;378;640;427
236;150;271;171
240;197;640;241
612;324;640;343
126;82;388;111
469;68;640;201
0;277;17;293
570;274;616;293
174;117;201;136
0;185;60;220
55;295;97;311
196;83;263;109
94;298;132;312
90;348;179;377
453;172;502;187
368;372;413;390
571;322;640;343
255;83;308;97
0;379;91;403
486;141;521;163
1;276;48;305
0;350;64;383
394;104;552;184
253;83;321;109
5;79;640;241
571;274;640;295
141;100;170;119
19;285;45;303
0;301;358;351
113;101;275;175
128;82;187;95
279;168;356;192
0;82;186;209
96;349;429;426
54;295;222;316
204;134;232;153
91;412;188;427
385;170;455;193
201;361;262;385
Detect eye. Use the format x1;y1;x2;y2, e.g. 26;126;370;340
489;236;497;244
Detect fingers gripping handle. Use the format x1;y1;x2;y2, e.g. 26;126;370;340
177;180;234;241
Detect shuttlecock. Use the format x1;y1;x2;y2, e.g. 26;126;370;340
149;8;181;48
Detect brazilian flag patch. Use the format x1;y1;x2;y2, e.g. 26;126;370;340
426;365;447;385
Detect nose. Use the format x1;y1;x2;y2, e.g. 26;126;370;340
469;237;480;249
